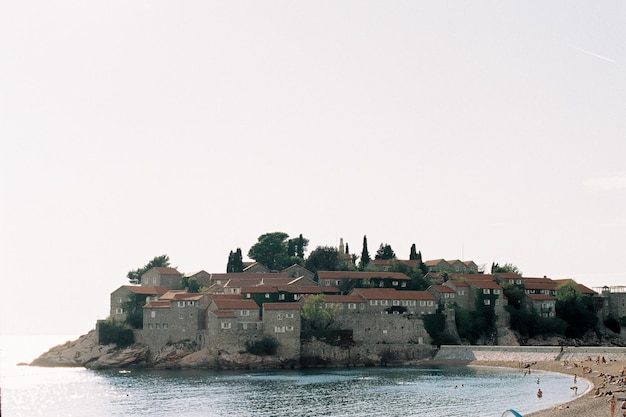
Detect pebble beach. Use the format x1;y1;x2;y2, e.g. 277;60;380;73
468;358;626;417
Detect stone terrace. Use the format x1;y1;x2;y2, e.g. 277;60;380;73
435;345;626;362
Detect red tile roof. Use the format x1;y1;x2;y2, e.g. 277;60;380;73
209;310;237;318
212;299;259;310
317;271;410;280
323;294;366;303
428;285;455;293
144;301;170;308
263;302;301;310
122;285;169;295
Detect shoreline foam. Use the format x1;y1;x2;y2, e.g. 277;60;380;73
464;359;625;417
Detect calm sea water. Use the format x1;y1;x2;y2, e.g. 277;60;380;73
1;336;587;417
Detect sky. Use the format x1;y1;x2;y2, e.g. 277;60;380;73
2;1;625;337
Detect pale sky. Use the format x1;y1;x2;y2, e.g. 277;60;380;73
2;1;625;336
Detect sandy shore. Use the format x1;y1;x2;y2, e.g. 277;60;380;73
463;358;626;417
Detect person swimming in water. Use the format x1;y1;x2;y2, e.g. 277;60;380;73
537;389;543;398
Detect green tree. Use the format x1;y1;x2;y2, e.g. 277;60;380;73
123;293;148;329
247;232;290;270
409;244;419;260
555;280;598;338
301;294;336;330
305;246;340;273
359;235;370;270
226;249;244;272
296;234;308;259
375;243;396;260
491;262;522;275
500;282;525;310
287;239;296;257
127;254;170;284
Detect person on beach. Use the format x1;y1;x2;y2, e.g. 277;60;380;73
609;394;616;417
574;374;577;383
537;388;542;398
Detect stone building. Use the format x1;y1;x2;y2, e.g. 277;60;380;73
110;285;169;322
140;267;184;289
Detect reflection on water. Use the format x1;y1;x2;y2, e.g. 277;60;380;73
1;337;587;417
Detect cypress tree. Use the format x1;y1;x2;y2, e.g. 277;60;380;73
360;235;370;270
234;248;244;272
226;250;234;273
409;243;418;260
296;234;305;259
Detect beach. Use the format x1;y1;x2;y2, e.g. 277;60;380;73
466;358;626;417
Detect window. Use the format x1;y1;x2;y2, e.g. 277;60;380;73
493;289;501;294
286;326;294;332
484;299;491;305
179;313;184;320
286;313;294;319
325;280;331;286
370;300;378;306
409;300;416;306
274;326;285;333
279;294;285;300
444;293;449;298
382;330;388;334
163;323;168;329
118;297;123;303
427;301;434;306
115;308;124;315
277;314;283;320
265;293;270;299
401;282;406;288
483;289;490;295
151;311;156;318
294;294;300;300
241;323;248;330
178;301;186;308
221;322;231;329
246;293;251;298
393;300;400;306
148;323;154;329
156;323;161;329
187;301;195;306
458;290;465;296
240;310;249;316
348;303;357;310
419;301;426;306
392;281;398;286
402;300;409;306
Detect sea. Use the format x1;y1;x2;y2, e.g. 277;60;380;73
1;335;588;417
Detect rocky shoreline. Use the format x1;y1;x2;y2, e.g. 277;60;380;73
30;330;300;370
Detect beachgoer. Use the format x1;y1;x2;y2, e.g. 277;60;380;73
574;374;577;383
537;388;543;398
609;394;617;417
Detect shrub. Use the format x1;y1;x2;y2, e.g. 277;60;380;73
98;320;135;348
604;317;621;334
245;336;279;356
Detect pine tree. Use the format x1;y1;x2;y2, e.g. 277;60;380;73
359;235;370;270
345;242;349;254
409;243;418;260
